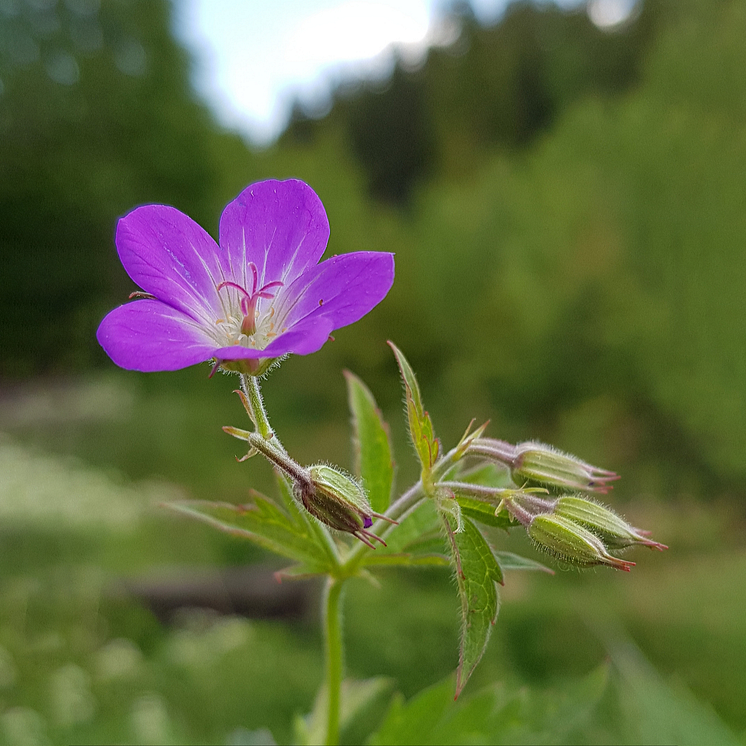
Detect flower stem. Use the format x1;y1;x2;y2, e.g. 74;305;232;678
323;577;345;746
239;375;341;567
240;374;275;442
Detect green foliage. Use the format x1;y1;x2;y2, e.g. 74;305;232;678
283;0;658;203
344;371;394;514
442;515;503;697
390;342;440;477
167;497;329;573
4;0;746;741
0;0;252;375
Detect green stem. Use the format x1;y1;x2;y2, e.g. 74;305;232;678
239;374;341;567
240;373;276;443
323;577;345;746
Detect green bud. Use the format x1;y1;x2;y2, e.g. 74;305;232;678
298;465;391;548
512;442;620;494
528;513;635;571
554;496;667;551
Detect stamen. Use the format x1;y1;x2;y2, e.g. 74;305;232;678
215;276;286;343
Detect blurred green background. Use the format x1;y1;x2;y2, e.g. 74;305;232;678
1;0;745;743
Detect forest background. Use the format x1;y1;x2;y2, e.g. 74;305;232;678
1;0;745;743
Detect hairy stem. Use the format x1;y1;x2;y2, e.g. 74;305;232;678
240;373;276;443
240;375;341;566
323;577;345;746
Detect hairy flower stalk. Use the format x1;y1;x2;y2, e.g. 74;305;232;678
468;438;619;493
494;491;666;570
223;427;391;547
97;179;394;376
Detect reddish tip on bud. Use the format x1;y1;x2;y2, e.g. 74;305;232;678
512;441;620;494
528;513;635;572
553;496;668;551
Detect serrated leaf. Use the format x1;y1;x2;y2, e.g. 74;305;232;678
493;551;554;574
167;497;330;568
344;371;394;514
389;341;439;471
442;514;502;698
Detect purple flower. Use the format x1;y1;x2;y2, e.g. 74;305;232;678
97;179;395;375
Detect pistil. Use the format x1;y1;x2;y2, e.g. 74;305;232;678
217;262;283;340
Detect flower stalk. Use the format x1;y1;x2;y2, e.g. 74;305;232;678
323;577;345;746
240;373;276;442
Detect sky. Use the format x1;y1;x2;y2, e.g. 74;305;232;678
174;0;639;146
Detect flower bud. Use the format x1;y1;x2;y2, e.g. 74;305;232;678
554;496;667;551
512;442;619;494
528;513;635;571
297;465;388;548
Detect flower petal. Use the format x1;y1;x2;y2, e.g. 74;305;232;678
212;316;335;360
116;205;225;325
97;300;217;372
218;179;330;293
276;251;395;331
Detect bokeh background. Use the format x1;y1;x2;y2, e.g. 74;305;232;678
1;0;745;743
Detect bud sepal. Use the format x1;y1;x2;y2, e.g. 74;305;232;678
553;496;667;551
528;513;635;571
298;465;395;548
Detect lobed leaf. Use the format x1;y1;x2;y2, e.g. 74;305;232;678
167;496;330;568
344;371;395;514
442;514;502;698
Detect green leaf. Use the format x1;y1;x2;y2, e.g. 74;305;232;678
493;551;554;574
369;677;515;746
457;497;515;530
389;341;439;472
363;552;450;569
167;497;330;568
273;562;329;581
370;667;611;745
344;370;395;513
442;515;502;697
374;499;440;555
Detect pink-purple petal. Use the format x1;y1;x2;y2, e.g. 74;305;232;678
212;316;334;360
116;205;225;324
97;300;218;372
218;179;330;294
278;251;395;331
